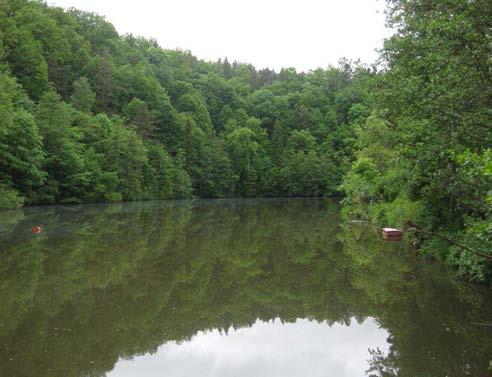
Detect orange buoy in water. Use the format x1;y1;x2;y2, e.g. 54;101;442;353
32;226;42;235
382;227;403;241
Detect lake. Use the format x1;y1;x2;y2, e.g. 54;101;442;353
0;198;491;376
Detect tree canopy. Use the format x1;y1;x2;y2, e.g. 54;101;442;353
0;0;371;207
0;0;490;281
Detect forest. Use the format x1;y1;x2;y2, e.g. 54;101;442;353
0;0;490;281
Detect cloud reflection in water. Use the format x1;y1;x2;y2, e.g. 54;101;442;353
108;318;389;377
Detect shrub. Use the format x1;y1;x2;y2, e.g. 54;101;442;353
0;185;25;209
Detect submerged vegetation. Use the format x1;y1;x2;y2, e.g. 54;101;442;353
0;0;490;280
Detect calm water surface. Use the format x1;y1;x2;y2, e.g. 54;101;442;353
0;199;490;377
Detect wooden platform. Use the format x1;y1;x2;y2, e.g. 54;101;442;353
382;227;403;241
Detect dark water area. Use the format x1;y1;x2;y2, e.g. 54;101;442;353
0;198;491;377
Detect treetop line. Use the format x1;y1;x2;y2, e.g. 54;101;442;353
0;0;490;283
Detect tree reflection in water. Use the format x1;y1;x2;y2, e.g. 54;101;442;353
0;199;490;377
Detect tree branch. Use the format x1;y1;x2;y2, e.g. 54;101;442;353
405;226;492;260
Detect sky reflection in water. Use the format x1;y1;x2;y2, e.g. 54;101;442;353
109;318;388;377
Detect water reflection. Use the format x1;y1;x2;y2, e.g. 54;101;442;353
0;199;490;377
108;318;389;377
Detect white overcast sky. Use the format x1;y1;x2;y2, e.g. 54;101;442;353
48;0;392;72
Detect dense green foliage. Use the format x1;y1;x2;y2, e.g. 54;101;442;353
0;0;490;281
0;200;490;376
342;0;492;282
0;0;369;207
